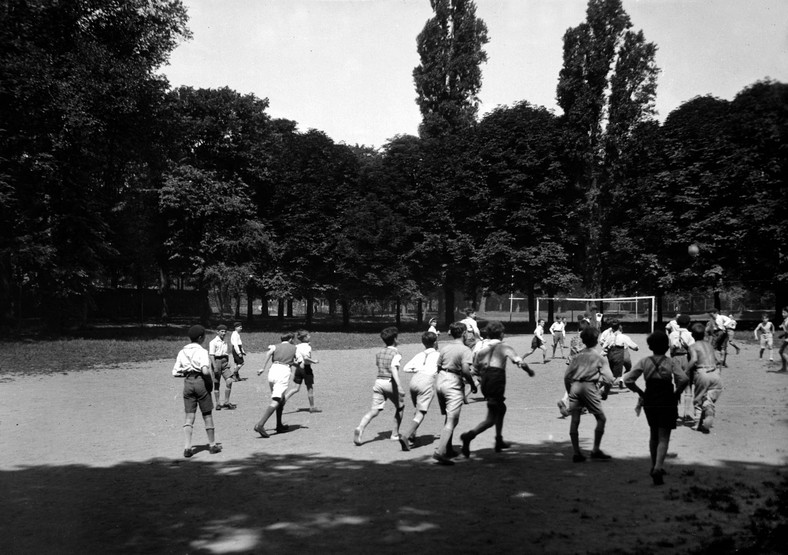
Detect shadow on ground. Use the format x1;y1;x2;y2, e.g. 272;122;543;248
4;439;786;554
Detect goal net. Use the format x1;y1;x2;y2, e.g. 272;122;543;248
535;296;656;333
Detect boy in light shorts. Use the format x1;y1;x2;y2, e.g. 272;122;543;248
564;326;614;462
754;313;775;362
398;331;440;451
254;332;302;438
354;327;404;446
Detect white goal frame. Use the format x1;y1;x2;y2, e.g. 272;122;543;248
534;296;656;333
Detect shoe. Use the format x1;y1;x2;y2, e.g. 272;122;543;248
254;425;269;438
432;452;455;466
309;407;322;413
390;434;401;441
209;444;222;454
460;432;472;458
408;437;417;449
734;346;740;354
215;404;222;411
353;427;363;446
223;403;237;410
398;436;410;451
572;453;586;463
446;448;460;459
495;437;511;452
183;447;194;458
557;400;570;418
651;469;664;485
590;450;612;460
276;424;289;433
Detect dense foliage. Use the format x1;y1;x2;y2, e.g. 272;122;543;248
1;0;785;330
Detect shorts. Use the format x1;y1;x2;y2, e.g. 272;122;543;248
293;364;314;386
233;351;244;365
183;374;213;413
480;367;506;404
212;357;231;383
268;363;292;400
409;379;435;412
436;372;465;416
531;336;544;349
372;378;405;410
760;334;773;349
553;334;562;345
567;381;604;416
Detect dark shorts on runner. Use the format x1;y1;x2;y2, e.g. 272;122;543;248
232;351;244;365
293;364;314;386
183;374;213;413
481;366;506;404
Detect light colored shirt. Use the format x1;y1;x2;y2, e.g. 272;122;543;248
173;343;210;377
668;328;695;352
755;321;774;338
565;348;613;384
403;347;440;378
534;325;544;341
295;342;313;366
549;321;565;336
231;330;244;354
665;319;679;334
208;335;228;357
460;317;481;340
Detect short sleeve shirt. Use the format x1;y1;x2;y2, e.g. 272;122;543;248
438;341;473;373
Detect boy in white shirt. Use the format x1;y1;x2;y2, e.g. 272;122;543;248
549;317;566;358
754;313;775;362
524;319;548;364
230;321;247;380
285;329;321;413
398;331;440;451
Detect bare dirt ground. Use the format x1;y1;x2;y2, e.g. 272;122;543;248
2;334;786;554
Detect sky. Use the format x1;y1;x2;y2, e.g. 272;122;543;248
161;0;788;148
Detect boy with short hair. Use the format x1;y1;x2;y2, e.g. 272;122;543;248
285;329;321;413
600;319;639;391
254;332;301;438
460;321;534;457
432;321;476;465
686;323;723;432
564;326;614;462
524;319;548;363
754;313;775;362
549;317;566;358
230;322;247;380
398;331;440;451
354;327;405;446
209;325;237;410
669;314;695;420
173;325;222;458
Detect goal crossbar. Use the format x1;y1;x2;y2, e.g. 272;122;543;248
535;296;656;333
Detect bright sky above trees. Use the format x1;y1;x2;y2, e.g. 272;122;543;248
162;0;787;148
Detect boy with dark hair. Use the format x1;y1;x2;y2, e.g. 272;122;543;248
354;327;404;445
209;325;237;410
173;325;222;458
687;323;723;432
564;326;614;462
754;313;775;362
625;330;689;485
524;319;548;364
460;320;534;457
254;332;301;438
398;331;440;451
432;321;476;465
669;314;695;421
230;321;247;380
285;329;321;413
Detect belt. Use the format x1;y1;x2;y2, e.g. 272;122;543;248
213;355;228;359
439;368;463;376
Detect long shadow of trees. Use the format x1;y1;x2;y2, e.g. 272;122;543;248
4;439;786;554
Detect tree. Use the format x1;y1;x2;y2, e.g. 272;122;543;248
413;0;488;139
556;0;659;296
0;0;190;328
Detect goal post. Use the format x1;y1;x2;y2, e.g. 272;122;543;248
535;296;656;333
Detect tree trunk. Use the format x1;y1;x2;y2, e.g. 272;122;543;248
158;267;170;319
277;298;285;321
287;298;293;318
395;298;401;327
341;298;350;329
306;292;314;327
527;282;536;332
246;290;254;324
417;298;423;326
547;297;555;323
443;282;455;327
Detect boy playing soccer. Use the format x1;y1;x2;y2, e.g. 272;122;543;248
285;329;321;413
230;322;247;381
432;321;476;465
354;327;405;446
398;331;440;451
460;321;534;457
549;317;566;359
524;319;548;364
686;323;723;432
173;325;222;458
254;332;302;438
564;326;614;462
754;313;775;362
209;325;238;410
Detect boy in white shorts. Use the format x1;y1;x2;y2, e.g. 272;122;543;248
254;332;302;438
754;313;775;362
398;331;440;451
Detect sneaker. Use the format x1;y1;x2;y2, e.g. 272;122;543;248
557;399;570;417
223;403;237;410
651;469;665;485
254;425;269;438
572;453;586;463
398;436;411;452
353;427;363;446
183;447;194;458
209;444;222;454
495;437;511;452
460;432;472;458
390;434;401;441
590;450;612;460
215;404;222;411
276;424;289;433
407;436;417;449
432;452;455;466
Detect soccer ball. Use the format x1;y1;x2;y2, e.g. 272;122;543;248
688;244;700;257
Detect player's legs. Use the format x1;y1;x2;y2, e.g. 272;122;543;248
434;410;460;464
591;412;608;457
355;408;381;445
780;341;788;372
569;412;583;459
183;411;197;453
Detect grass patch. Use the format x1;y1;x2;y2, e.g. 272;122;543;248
0;331;428;376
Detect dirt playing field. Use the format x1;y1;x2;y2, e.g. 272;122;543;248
2;333;786;554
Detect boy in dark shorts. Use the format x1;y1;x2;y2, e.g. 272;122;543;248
209;324;237;410
460;321;533;457
173;325;222;458
686;323;723;432
564;326;614;462
624;330;689;485
285;329;321;413
230;322;247;380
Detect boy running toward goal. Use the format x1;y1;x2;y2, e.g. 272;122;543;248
285;329;321;413
524;319;548;364
686;323;723;432
398;331;440;451
173;325;222;458
564;326;614;462
254;332;301;438
754;313;775;362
